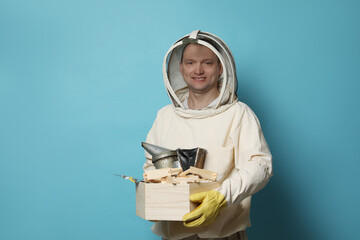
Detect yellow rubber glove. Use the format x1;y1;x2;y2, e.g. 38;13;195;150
182;190;227;228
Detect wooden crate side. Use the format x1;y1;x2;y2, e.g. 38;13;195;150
144;183;190;221
135;182;146;219
189;182;221;194
135;182;221;221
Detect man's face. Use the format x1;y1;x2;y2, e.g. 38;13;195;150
180;44;223;96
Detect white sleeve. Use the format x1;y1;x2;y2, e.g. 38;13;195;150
142;111;162;172
217;106;273;204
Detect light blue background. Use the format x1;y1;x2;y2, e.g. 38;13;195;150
1;0;359;239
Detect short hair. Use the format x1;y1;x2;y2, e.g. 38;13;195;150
180;39;221;63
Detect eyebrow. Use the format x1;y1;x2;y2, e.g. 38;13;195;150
183;58;215;62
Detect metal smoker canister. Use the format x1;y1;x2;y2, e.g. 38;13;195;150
152;150;180;169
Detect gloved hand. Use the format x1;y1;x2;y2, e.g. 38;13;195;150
182;190;227;228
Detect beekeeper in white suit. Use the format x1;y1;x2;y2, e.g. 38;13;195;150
143;30;273;240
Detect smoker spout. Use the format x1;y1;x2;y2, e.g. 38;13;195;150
141;142;173;157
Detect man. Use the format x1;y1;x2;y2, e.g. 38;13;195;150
143;30;273;240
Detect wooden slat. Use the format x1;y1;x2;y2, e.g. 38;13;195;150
143;168;183;182
178;167;217;181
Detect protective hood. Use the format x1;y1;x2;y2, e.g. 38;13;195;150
163;30;238;118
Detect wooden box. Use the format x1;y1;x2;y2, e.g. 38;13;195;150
135;181;220;221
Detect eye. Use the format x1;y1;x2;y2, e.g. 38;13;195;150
205;61;212;65
186;61;193;65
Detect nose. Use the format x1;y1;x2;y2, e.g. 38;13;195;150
194;63;204;75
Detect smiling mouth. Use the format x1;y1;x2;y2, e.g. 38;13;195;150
192;77;206;81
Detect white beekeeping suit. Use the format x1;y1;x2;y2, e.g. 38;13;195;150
143;30;273;240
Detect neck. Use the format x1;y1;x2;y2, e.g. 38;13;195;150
187;89;220;110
